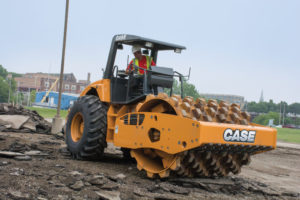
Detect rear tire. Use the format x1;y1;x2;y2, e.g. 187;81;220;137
65;95;107;160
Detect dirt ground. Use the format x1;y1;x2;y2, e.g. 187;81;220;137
0;131;299;200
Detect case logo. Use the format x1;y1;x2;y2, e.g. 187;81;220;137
116;34;127;41
223;128;256;143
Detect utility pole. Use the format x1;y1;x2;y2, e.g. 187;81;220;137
51;0;69;134
27;88;31;107
279;101;282;125
282;103;286;126
34;76;37;91
16;81;19;105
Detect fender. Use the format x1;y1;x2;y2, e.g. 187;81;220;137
80;79;111;103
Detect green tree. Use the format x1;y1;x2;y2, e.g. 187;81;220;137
247;101;269;113
253;112;279;125
0;76;9;102
30;90;36;103
165;79;201;99
0;65;18;103
10;72;22;78
288;103;300;114
267;99;279;112
253;111;294;126
0;65;8;78
247;100;285;113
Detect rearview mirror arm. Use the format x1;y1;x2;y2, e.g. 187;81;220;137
179;75;184;98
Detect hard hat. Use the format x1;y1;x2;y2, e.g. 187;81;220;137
132;45;142;54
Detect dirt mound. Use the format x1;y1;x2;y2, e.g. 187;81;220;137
0;103;51;133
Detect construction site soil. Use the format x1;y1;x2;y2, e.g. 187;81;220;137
0;131;299;200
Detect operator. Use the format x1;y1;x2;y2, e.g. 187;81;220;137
126;45;156;74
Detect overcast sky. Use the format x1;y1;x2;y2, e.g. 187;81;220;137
0;0;299;103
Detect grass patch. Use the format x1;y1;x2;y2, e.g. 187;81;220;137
276;128;300;143
25;107;68;119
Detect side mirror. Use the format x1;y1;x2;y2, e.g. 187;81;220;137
142;49;149;55
117;44;123;50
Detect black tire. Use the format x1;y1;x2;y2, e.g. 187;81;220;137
65;95;107;160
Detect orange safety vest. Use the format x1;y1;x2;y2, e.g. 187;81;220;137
133;56;152;74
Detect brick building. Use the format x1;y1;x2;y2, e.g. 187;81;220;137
14;73;57;92
15;72;91;94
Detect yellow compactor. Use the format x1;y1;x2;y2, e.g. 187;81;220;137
65;35;277;178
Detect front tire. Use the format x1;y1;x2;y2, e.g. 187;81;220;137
65;95;107;160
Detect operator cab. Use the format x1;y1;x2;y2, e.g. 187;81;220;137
103;34;186;104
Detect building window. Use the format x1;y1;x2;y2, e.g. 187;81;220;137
80;86;85;91
71;85;76;90
44;81;49;87
65;84;69;89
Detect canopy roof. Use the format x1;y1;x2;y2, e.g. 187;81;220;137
114;34;186;51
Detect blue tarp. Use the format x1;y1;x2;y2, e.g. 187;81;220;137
35;91;79;110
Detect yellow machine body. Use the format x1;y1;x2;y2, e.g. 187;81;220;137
73;80;278;178
113;112;276;154
80;79;111;103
